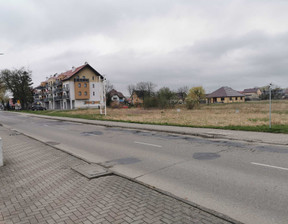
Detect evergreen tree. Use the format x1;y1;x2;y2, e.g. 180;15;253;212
1;68;34;110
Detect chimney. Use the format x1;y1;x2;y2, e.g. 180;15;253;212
72;66;75;72
84;61;88;65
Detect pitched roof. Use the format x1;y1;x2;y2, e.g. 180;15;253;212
60;63;103;81
243;88;259;93
207;86;244;98
109;89;125;98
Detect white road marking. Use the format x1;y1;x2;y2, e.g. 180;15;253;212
251;162;288;171
134;141;162;148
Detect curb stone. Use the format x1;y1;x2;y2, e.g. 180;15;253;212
1;123;244;224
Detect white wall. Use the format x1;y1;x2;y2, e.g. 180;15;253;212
90;82;103;102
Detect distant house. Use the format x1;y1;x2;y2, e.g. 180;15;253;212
242;88;262;101
108;89;125;104
206;86;245;104
131;90;146;105
283;89;288;99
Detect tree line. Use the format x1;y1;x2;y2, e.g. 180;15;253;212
127;81;206;109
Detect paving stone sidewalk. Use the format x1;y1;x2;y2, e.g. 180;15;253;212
0;126;235;224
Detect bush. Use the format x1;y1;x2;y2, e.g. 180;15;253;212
143;97;158;108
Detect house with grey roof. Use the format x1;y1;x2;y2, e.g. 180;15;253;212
206;86;245;104
241;88;262;101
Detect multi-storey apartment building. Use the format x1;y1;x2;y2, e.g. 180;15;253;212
35;63;105;110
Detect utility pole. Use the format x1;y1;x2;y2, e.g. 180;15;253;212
100;76;107;116
104;77;107;116
269;83;272;129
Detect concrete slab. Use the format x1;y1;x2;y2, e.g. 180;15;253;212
72;163;112;179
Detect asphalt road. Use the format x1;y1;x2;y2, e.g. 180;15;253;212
1;111;288;224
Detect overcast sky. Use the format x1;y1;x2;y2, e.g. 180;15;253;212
1;0;288;95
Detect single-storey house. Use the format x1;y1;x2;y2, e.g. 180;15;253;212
206;86;245;104
241;88;262;100
108;89;125;103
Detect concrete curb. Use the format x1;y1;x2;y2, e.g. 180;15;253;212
1;124;243;224
16;112;288;146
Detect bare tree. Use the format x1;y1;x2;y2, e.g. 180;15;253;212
136;82;156;97
105;80;114;93
127;84;135;96
177;86;189;102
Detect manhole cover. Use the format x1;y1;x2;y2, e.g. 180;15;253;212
72;164;112;179
193;152;220;160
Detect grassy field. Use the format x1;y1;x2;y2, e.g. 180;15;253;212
23;100;288;133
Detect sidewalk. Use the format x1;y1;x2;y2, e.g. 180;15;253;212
0;126;239;224
26;113;288;145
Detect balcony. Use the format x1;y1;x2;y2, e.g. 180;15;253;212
63;87;70;92
53;80;62;86
74;78;89;82
62;95;70;100
54;96;62;101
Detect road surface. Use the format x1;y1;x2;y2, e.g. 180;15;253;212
0;111;288;224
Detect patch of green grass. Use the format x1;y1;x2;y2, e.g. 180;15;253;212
248;118;269;122
20;110;288;134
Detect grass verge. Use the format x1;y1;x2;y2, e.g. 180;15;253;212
20;110;288;134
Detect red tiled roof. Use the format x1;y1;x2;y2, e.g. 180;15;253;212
60;64;87;81
207;86;244;98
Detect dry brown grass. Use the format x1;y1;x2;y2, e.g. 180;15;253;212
64;100;288;127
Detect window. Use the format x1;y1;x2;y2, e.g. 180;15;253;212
84;91;87;96
221;97;224;101
92;84;95;88
83;76;85;79
78;83;81;88
92;76;95;80
93;92;95;96
84;83;87;88
230;97;232;100
78;91;82;96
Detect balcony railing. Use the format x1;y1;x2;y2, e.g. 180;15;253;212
54;96;62;101
63;87;70;92
53;80;62;86
62;95;70;99
74;78;89;82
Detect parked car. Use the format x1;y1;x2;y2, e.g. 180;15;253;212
32;103;46;111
